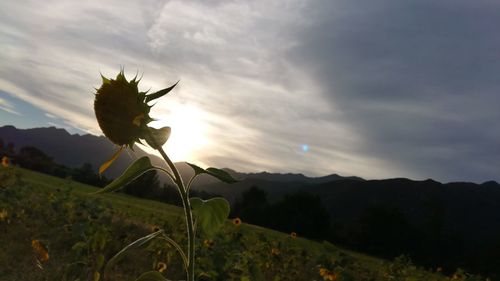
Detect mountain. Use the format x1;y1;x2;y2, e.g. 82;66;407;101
0;125;158;178
0;125;358;187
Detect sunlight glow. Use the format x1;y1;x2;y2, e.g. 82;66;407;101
150;104;210;162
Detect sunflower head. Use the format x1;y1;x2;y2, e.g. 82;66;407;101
94;70;152;147
1;156;9;168
94;70;178;174
232;217;242;226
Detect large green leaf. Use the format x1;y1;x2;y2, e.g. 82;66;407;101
144;126;171;149
105;230;163;271
186;163;238;183
134;271;171;281
94;157;154;194
190;197;230;237
145;81;179;103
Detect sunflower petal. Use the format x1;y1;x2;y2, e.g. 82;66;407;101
99;146;124;175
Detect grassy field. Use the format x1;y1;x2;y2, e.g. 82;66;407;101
0;167;478;281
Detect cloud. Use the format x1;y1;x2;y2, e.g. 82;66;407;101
285;0;500;181
0;97;21;116
0;0;499;181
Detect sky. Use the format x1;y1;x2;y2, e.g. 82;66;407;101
1;0;499;182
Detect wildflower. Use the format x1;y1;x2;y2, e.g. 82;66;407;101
156;261;167;273
271;248;280;256
232;217;242;226
32;239;49;262
291;232;297;239
319;267;337;281
203;239;214;248
0;209;7;221
1;156;9;168
150;225;161;232
94;70;177;173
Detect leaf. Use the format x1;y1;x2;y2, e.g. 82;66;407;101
145;81;179;103
205;167;238;183
190;197;230;237
134;271;171;281
98;146;124;175
186;163;206;175
105;230;163;271
94;157;154;194
186;163;238;183
144;127;171;149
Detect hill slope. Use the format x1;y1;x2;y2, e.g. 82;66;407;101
0;167;453;281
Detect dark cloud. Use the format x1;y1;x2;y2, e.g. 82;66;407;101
287;0;500;181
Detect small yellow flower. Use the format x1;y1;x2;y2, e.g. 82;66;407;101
156;261;167;273
1;156;9;168
203;239;214;248
233;217;242;226
150;225;161;232
290;232;297;238
271;248;280;256
318;268;337;280
319;268;328;276
0;209;8;221
32;239;49;262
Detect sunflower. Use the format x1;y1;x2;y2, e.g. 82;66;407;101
94;70;178;174
271;248;280;256
232;217;242;226
203;239;214;249
156;261;167;273
0;209;7;221
32;239;49;263
1;156;9;168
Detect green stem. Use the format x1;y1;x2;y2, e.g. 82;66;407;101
156;146;195;281
159;235;188;272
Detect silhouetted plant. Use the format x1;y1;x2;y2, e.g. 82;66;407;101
92;70;237;281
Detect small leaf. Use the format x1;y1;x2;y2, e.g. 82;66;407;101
190;197;230;237
205;167;238;183
134;271;171;281
99;146;124;175
186;163;206;175
93;271;101;281
145;81;179;103
186;163;238;183
144;127;171;149
94;157;154;194
105;230;163;271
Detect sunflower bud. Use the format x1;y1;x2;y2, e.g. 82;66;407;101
94;71;152;147
94;70;177;173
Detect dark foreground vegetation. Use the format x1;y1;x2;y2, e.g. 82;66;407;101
0;167;460;280
1;136;498;280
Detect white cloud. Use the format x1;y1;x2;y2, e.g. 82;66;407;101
0;97;21;116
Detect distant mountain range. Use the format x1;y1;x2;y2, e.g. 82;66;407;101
0;125;360;187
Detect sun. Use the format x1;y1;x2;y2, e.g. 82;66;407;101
148;104;209;162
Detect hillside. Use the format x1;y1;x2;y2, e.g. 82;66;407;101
0;167;457;281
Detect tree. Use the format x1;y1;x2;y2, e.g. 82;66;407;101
268;191;331;240
16;146;55;174
232;185;269;225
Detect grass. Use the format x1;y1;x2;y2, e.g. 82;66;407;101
0;167;473;280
